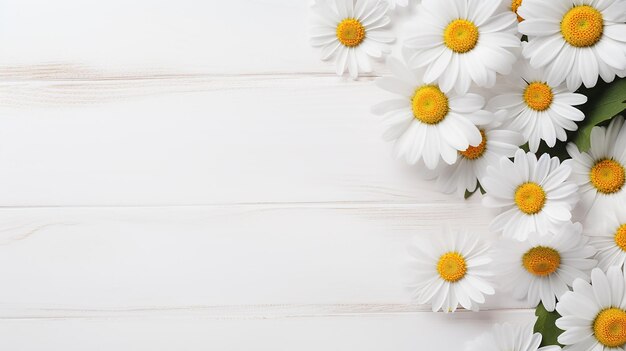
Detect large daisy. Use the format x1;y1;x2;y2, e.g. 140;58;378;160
556;267;626;350
436;111;524;197
584;202;626;271
403;0;520;94
566;116;626;216
488;52;587;152
407;228;494;313
493;223;596;311
466;322;561;351
482;149;579;240
310;0;395;79
372;57;494;169
518;0;626;90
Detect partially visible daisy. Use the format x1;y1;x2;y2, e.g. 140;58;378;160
436;111;524;197
488;52;587;152
493;223;596;311
556;267;626;350
482;150;579;240
466;322;561;351
566;116;626;216
372;57;494;169
584;201;626;271
385;0;409;9
310;0;395;79
518;0;626;90
407;228;494;313
403;0;520;94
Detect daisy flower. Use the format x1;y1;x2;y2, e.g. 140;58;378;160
482;149;579;240
518;0;626;90
466;322;561;351
488;52;587;152
584;201;626;271
493;223;596;312
436;111;524;197
309;0;395;79
566;116;626;216
372;57;494;169
407;228;494;313
556;267;626;350
403;0;520;94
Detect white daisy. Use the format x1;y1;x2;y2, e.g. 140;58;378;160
372;57;494;169
518;0;626;90
488;52;587;152
407;228;494;313
493;223;596;312
482;149;579;240
566;116;626;216
310;0;395;79
403;0;520;94
556;267;626;350
584;201;626;271
436;111;524;197
466;321;561;351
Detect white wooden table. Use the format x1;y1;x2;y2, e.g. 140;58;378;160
0;1;534;349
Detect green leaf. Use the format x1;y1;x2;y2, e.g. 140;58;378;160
534;302;564;347
575;77;626;151
464;188;477;199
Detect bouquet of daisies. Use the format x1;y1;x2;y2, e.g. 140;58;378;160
311;0;626;349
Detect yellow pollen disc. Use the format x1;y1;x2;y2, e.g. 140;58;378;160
515;182;546;215
522;246;561;276
336;18;366;47
437;252;467;283
614;224;626;252
590;159;626;194
511;0;524;22
411;85;449;124
460;130;487;160
561;5;604;48
523;82;554;112
594;308;626;347
443;19;479;54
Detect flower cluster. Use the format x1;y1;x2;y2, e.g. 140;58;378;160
311;0;626;349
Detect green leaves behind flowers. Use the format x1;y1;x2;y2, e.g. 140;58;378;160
575;77;626;151
534;302;564;347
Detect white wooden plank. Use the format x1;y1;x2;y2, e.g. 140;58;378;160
0;310;535;351
0;76;459;206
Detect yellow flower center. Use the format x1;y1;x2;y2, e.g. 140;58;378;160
411;85;449;124
515;182;546;215
437;252;467;283
443;19;479;54
561;5;604;48
523;82;554;112
614;224;626;252
336;18;366;47
522;246;561;276
460;130;487;160
511;0;524;22
594;308;626;348
590;159;626;194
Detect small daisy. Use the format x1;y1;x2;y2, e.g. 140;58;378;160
403;0;520;94
466;322;561;351
556;267;626;350
518;0;626;90
482;149;579;240
407;228;494;313
566;116;626;216
584;202;626;271
372;57;494;169
488;53;587;152
436;111;524;197
493;223;596;312
310;0;395;79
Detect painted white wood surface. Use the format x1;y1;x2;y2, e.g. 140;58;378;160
0;0;533;349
